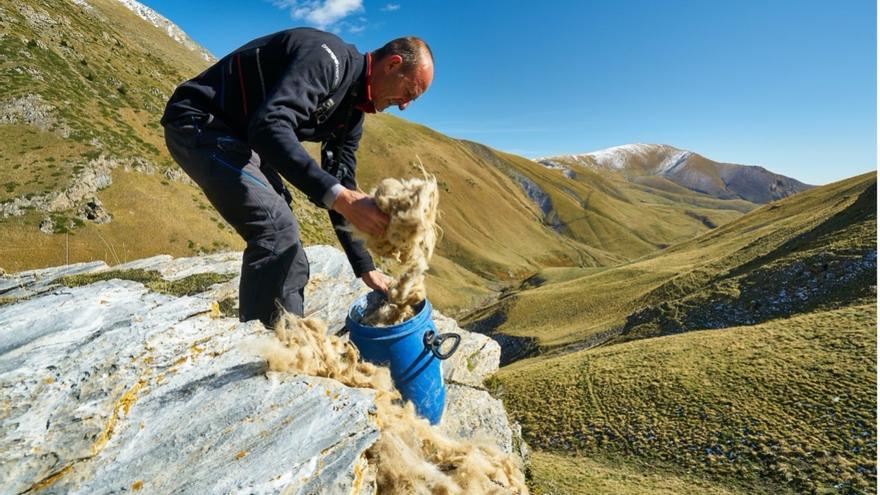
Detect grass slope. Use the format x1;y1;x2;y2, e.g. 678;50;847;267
502;304;876;494
466;173;875;348
529;451;750;495
0;0;244;270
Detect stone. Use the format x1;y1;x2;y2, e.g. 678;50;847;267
303;245;369;332
0;260;108;299
0;280;379;494
440;384;514;454
0;246;526;492
77;197;111;224
163;166;194;185
38;216;54;234
435;309;501;388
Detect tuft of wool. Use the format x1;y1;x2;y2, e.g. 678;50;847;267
355;174;440;326
254;313;528;494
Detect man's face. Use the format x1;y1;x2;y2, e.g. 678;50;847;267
370;54;433;112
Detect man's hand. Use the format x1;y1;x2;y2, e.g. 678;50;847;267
361;270;390;294
331;188;389;237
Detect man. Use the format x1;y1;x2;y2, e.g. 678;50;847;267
161;28;434;326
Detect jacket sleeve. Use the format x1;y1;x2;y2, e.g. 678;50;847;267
327;114;376;277
246;47;340;205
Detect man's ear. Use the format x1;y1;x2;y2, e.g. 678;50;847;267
383;54;403;73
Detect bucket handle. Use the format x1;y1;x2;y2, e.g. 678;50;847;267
423;330;461;360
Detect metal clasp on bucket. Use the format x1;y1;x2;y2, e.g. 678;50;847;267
423;330;461;360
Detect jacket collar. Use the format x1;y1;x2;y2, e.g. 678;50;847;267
354;53;376;114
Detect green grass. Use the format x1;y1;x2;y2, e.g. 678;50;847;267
502;304;877;494
58;268;234;297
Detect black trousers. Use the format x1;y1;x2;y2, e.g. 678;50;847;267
164;115;308;326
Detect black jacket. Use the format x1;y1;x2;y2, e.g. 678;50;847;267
162;28;374;276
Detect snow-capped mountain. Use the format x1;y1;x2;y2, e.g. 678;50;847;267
537;144;813;204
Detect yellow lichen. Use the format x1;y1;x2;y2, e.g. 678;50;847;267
91;379;146;455
28;465;74;492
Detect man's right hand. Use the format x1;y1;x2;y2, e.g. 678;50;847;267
331;188;389;237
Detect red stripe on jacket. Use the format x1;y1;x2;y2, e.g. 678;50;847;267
235;53;248;116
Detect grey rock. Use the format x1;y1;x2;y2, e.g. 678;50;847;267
0;245;525;492
77;197;112;224
303;245;370;332
122;156;156;174
537;159;576;179
163;166;195;185
1;155;161;219
0;94;66;135
462;141;561;231
111;251;242;281
435;310;500;387
440;384;514;454
38;216;54;234
0;279;378;494
0;260;108;299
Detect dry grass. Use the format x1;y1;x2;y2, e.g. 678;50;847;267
529;451;751;495
502;304;877;494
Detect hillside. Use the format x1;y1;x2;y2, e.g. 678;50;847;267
0;0;764;316
502;304;876;494
0;0;243;270
465;172;875;354
484;173;876;493
540;144;812;204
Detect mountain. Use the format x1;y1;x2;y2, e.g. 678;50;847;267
484;172;876;493
0;0;763;316
466;172;874;354
538;144;813;204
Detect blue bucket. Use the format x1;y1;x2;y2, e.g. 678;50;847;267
346;292;460;424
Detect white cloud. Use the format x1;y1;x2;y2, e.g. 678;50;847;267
381;3;400;11
272;0;364;29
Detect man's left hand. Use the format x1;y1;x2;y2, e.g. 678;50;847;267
361;270;390;294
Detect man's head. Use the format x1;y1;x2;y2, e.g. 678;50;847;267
369;37;433;112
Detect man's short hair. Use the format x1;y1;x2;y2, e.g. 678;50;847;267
373;37;433;72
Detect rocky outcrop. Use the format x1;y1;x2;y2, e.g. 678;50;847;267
536;159;576;179
77;197;112;224
0;154;189;229
0;245;522;493
462;141;562;232
0;94;69;137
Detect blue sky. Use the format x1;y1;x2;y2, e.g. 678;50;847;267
143;0;876;185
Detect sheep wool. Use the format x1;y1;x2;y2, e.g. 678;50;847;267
356;174;440;326
255;313;528;494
